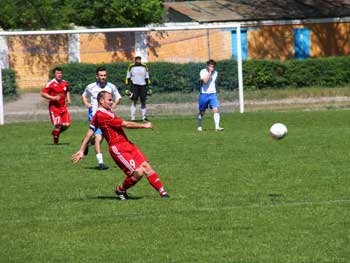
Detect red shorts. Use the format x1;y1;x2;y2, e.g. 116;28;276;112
49;108;71;126
109;142;148;176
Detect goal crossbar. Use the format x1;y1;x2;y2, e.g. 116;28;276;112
0;23;242;36
0;23;244;125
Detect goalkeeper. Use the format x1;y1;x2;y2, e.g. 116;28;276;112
125;55;152;121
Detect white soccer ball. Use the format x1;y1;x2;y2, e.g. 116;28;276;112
269;123;288;139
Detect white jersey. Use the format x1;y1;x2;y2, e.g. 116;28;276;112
126;63;150;85
82;82;121;115
199;68;218;94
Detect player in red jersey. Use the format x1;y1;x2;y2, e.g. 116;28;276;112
41;67;71;144
72;91;170;200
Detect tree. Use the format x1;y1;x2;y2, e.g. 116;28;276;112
0;0;72;30
68;0;164;28
0;0;164;30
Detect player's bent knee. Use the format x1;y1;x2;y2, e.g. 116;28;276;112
141;162;154;175
133;169;144;180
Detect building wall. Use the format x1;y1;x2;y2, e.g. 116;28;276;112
147;29;231;63
8;35;68;89
79;32;134;63
309;22;350;57
247;22;350;60
248;25;295;60
5;22;350;89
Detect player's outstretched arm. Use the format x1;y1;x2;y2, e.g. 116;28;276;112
122;120;153;129
72;129;94;164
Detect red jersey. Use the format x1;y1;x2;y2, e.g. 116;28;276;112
42;78;70;112
90;108;131;145
91;107;148;175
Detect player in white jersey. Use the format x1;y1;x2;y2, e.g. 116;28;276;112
197;59;224;132
125;56;151;121
82;66;122;170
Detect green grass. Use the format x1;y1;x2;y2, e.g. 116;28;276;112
0;111;349;262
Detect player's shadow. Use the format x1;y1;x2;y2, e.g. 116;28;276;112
198;128;225;132
92;195;144;201
84;166;111;171
46;142;71;146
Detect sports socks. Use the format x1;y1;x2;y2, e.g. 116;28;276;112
52;129;60;137
147;172;167;196
197;114;203;127
96;153;104;164
52;129;60;144
117;173;168;197
130;103;136;120
141;108;147;119
119;175;139;191
213;112;220;129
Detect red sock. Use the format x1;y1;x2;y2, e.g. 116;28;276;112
52;129;60;137
121;175;138;191
147;172;166;194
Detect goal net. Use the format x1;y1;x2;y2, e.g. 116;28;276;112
0;23;243;124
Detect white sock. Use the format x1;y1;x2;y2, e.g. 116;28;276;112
141;108;147;119
198;114;203;127
96;153;104;164
214;112;220;129
130;103;136;120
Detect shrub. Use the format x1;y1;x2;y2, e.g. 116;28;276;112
50;56;350;95
2;69;18;101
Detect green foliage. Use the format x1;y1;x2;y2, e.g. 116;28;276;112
0;0;73;30
0;0;164;30
0;111;349;262
284;57;350;87
68;0;163;28
243;56;350;90
57;62;130;94
57;56;350;96
243;59;288;89
1;69;18;101
149;62;201;93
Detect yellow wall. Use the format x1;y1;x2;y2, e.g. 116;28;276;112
147;29;232;62
79;32;133;63
248;25;295;60
8;35;68;89
309;22;350;57
248;22;350;59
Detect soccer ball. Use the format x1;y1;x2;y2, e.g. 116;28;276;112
269;123;288;139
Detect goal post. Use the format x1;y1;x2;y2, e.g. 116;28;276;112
0;23;244;124
236;25;244;113
0;66;3;125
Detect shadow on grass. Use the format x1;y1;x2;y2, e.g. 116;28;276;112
83;166;112;171
45;142;71;146
93;195;144;201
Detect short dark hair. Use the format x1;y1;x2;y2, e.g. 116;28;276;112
135;56;141;60
97;90;110;103
52;67;63;74
96;66;107;75
206;59;216;66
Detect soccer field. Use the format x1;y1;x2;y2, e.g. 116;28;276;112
0;110;349;263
